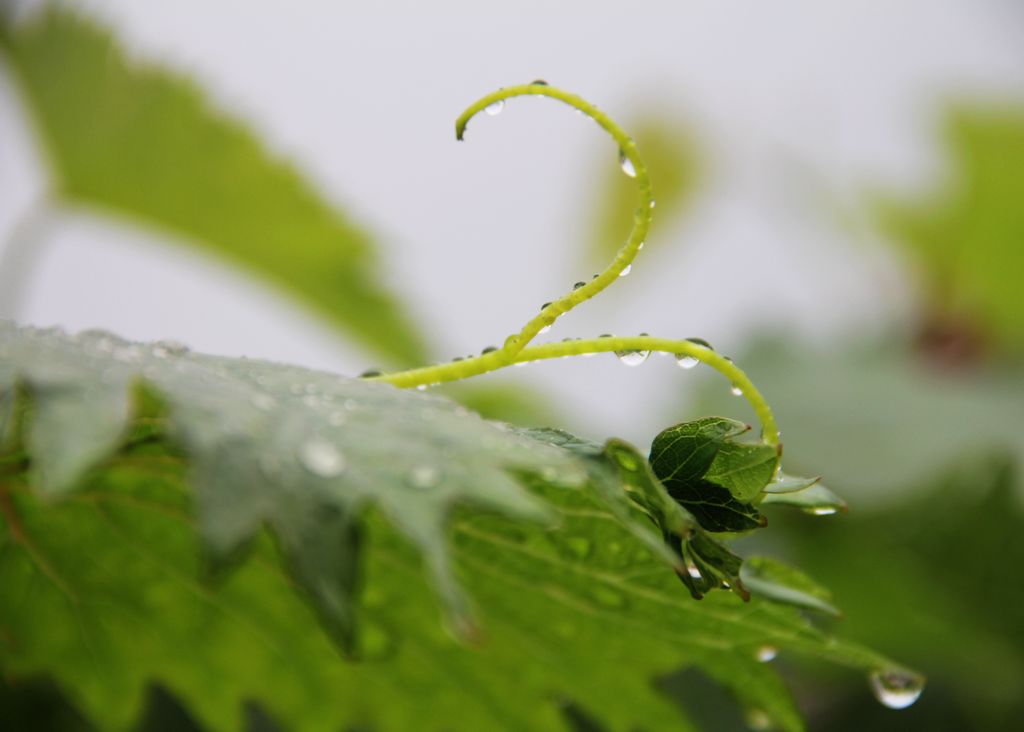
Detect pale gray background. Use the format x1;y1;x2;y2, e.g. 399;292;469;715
1;0;1022;444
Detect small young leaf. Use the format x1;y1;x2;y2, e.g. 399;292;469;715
740;556;840;616
649;418;766;532
704;441;779;502
761;481;848;515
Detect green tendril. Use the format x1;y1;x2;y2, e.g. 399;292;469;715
371;83;780;448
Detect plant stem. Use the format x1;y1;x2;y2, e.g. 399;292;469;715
372;83;781;448
375;337;780;447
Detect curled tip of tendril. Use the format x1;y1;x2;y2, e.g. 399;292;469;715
374;82;779;447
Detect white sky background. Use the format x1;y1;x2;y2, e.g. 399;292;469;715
1;0;1022;445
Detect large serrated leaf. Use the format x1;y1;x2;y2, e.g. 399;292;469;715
0;322;910;730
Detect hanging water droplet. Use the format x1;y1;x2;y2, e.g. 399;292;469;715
755;645;778;663
300;439;346;478
686;563;702;579
637;241;645;250
573;281;586;290
416;384;428;391
868;669;924;709
649;199;657;209
539;324;552;334
481;345;497;354
686;337;713;350
359;368;383;378
408;464;441;489
615;348;649;366
675;353;699;369
619;264;632;277
530;78;549;86
618;150;636;178
807;506;838;516
731;384;744;396
484;99;504;116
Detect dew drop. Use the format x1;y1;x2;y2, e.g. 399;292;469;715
745;708;772;731
599;333;612;338
573;281;586;290
539;324;552;334
619;264;632;277
868;669;924;709
619;150;637;178
481;345;497;354
755;645;778;663
686;563;702;579
408;464;441;489
484;99;504;116
675;354;699;369
359;368;383;378
687;337;713;350
808;506;838;516
530;78;549;86
637;241;645;250
615;348;649;366
300;439;346;478
649;199;657;209
731;384;744;396
540;301;552;310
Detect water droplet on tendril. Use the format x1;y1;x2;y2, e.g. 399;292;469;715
687;337;713;350
539;324;552;334
481;346;497;354
675;353;699;369
637;241;645;250
619;264;632;277
619;150;636;178
300;440;346;478
573;281;586;290
615;348;650;366
649;200;657;209
530;79;549;86
730;384;744;396
755;645;778;663
484;99;504;116
868;669;924;709
359;368;383;378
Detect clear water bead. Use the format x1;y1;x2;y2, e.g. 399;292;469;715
619;264;632;277
755;645;778;663
675;354;699;369
868;669;925;709
484;99;504;116
616;348;650;366
809;506;838;516
730;384;744;396
530;79;549;86
619;150;636;178
573;281;586;290
300;439;346;478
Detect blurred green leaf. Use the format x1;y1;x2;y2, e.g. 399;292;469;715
761;480;847;515
0;8;428;366
875;106;1024;353
585;116;700;266
740;556;839;617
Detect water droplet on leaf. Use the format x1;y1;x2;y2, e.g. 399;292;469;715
755;645;778;663
408;465;441;489
868;669;924;709
300;439;346;478
807;506;838;516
